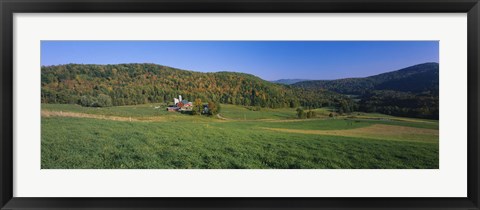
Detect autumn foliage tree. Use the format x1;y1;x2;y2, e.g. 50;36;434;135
194;98;203;114
207;101;220;115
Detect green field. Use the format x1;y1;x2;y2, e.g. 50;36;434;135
41;103;439;169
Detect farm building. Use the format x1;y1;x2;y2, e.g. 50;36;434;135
169;95;193;112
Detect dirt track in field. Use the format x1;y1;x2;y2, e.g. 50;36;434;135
261;124;438;143
351;115;436;124
41;110;166;122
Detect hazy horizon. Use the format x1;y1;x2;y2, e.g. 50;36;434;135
41;41;439;81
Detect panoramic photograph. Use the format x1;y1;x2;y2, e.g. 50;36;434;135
41;41;439;169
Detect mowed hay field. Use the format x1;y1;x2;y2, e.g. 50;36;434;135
41;104;439;169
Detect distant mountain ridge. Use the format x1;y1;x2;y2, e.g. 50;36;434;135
271;79;310;85
292;62;439;95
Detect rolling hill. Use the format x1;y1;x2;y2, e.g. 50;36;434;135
41;63;352;110
292;62;439;95
290;62;439;119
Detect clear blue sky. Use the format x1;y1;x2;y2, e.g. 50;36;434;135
41;41;439;80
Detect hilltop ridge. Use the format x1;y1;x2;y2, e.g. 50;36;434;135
292;62;439;94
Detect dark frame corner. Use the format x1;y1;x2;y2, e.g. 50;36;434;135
1;0;479;209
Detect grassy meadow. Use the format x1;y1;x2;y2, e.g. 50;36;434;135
41;103;439;169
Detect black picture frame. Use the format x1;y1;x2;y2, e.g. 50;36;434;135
1;0;479;209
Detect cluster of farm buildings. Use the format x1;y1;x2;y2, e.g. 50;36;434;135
166;95;208;113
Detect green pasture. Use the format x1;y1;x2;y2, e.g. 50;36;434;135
41;103;439;169
219;104;297;120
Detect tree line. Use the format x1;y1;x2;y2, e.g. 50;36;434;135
357;90;438;119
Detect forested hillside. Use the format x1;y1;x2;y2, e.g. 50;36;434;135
293;62;439;95
292;62;439;119
41;63;353;110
